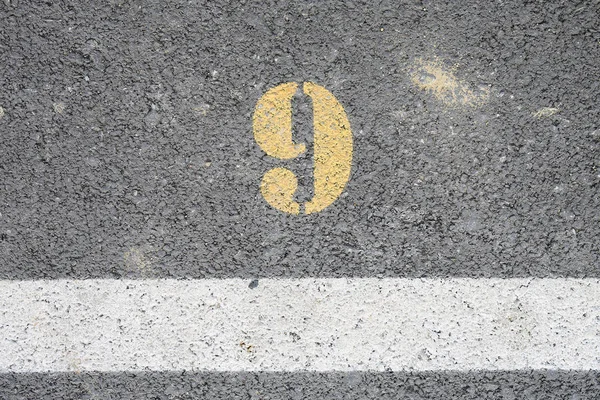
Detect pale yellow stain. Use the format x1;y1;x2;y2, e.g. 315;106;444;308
410;58;489;108
0;106;4;120
192;104;210;116
253;82;353;215
31;312;47;329
53;102;66;114
68;356;83;373
124;247;153;276
532;107;559;119
63;350;86;374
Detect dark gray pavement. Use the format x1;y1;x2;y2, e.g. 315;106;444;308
1;0;598;279
0;371;600;400
1;0;600;398
2;371;600;400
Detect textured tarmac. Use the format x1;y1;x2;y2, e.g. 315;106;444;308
2;371;600;400
1;0;599;398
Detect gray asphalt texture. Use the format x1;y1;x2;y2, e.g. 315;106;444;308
2;371;600;400
1;0;599;279
1;0;599;397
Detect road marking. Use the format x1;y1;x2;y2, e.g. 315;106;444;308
254;82;352;214
2;278;598;372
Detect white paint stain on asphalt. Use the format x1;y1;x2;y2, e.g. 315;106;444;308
52;102;66;114
1;278;599;372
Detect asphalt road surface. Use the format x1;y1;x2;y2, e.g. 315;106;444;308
1;0;599;398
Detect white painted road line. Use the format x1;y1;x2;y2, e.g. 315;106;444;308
1;278;599;372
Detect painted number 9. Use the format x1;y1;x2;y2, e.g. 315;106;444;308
253;82;353;215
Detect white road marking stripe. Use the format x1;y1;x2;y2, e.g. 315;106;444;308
1;278;599;372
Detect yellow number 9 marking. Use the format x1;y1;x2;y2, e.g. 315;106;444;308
253;82;353;215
